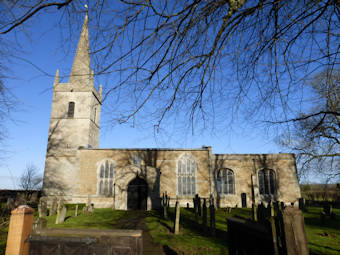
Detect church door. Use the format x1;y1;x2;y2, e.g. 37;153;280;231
127;176;148;210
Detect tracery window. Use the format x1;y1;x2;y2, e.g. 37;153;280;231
177;154;196;196
98;160;115;196
217;169;235;194
67;102;75;118
258;169;276;195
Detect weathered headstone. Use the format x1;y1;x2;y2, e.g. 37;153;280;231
198;197;201;216
323;204;332;216
252;204;258;221
89;203;94;213
75;204;79;216
50;198;58;216
32;218;47;232
202;198;207;227
282;207;309;255
5;205;34;255
38;199;47;217
174;200;180;234
298;198;305;211
55;200;67;224
209;195;215;236
6;198;15;210
194;194;199;222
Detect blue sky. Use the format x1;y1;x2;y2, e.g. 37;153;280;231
0;11;287;189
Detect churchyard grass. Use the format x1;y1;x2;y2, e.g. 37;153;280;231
303;207;340;255
1;205;339;254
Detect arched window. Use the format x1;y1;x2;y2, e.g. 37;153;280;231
217;169;235;195
67;102;75;118
258;169;276;195
177;154;196;196
98;160;115;196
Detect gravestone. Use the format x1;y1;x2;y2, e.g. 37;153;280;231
75;204;79;216
323;204;332;216
55;200;67;224
174;201;180;234
193;194;200;222
89;203;94;213
38;199;47;217
29;228;143;255
202;198;207;227
282;207;309;255
209;195;215;236
298;198;305;211
50;198;57;216
252;204;258;221
6;198;15;210
83;203;94;215
32;218;47;232
198;197;201;216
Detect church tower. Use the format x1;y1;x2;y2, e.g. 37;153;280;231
43;14;102;197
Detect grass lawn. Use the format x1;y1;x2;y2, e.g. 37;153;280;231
303;207;340;255
0;206;339;255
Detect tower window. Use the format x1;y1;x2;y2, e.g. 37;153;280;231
68;102;75;118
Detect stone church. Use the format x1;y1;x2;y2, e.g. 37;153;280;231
42;15;301;210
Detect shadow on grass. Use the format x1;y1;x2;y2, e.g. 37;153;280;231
166;208;230;248
163;245;178;255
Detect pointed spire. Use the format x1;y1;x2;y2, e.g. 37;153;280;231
69;14;91;86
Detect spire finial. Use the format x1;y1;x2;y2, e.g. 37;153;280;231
69;14;91;86
54;69;59;87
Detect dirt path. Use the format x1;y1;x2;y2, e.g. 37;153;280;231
112;211;165;255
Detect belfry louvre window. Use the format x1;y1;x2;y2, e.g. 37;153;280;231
67;102;75;118
217;169;235;194
258;169;276;195
177;154;196;196
98;160;114;196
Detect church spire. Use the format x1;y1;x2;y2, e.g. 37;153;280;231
69;14;91;86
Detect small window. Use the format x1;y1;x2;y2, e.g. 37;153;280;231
67;102;75;118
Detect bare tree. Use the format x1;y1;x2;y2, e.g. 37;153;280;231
278;69;339;181
19;164;42;201
0;1;339;169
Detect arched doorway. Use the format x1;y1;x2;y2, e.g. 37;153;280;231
127;176;148;210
